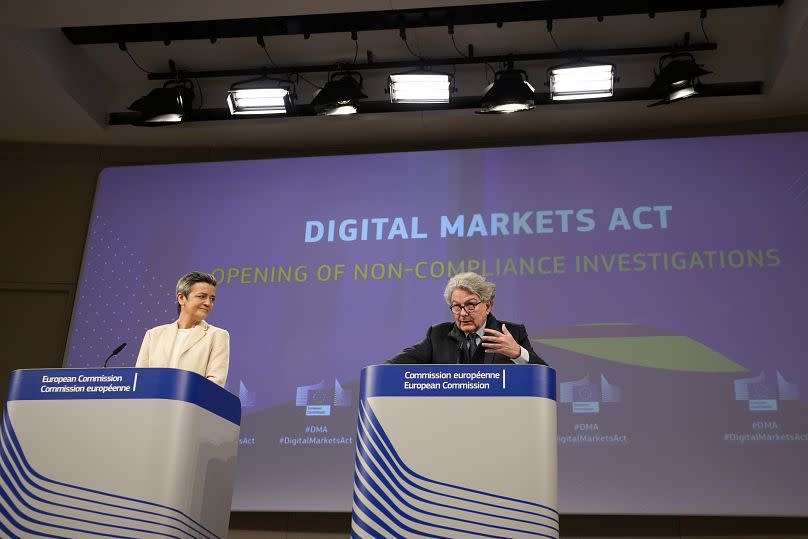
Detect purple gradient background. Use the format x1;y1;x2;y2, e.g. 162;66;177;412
67;132;808;514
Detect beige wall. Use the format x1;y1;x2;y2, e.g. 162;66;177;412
1;141;806;538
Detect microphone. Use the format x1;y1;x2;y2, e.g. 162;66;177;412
103;342;127;368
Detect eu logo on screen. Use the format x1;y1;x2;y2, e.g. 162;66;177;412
734;370;800;412
239;380;256;408
295;379;353;416
560;374;622;414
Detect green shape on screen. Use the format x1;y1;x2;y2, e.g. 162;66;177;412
536;335;747;372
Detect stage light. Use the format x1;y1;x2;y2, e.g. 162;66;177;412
388;72;452;103
128;80;194;125
549;62;614;101
310;72;367;115
479;69;536;113
227;77;295;115
649;53;710;106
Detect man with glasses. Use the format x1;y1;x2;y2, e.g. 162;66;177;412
388;272;546;365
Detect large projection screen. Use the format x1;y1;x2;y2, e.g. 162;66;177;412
66;132;808;515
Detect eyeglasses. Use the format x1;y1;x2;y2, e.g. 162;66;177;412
449;301;483;314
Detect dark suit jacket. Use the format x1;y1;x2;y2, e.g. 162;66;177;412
388;313;547;365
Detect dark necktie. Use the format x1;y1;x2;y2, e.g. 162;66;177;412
464;332;477;363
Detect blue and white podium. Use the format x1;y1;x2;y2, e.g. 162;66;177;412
1;368;241;539
352;364;558;539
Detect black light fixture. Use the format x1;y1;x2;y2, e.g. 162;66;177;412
649;52;711;106
310;71;367;115
127;80;194;125
548;60;615;101
388;70;454;103
226;75;295;115
478;68;536;114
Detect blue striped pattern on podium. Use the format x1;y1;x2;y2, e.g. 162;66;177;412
351;399;559;539
0;410;219;539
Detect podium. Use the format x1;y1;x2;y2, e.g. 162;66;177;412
1;368;241;539
351;364;558;539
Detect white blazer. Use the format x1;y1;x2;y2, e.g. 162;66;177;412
135;320;230;387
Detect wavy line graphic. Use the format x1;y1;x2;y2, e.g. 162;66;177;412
0;410;217;539
351;398;558;538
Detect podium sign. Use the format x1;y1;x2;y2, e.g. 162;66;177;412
1;368;240;539
352;364;558;539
